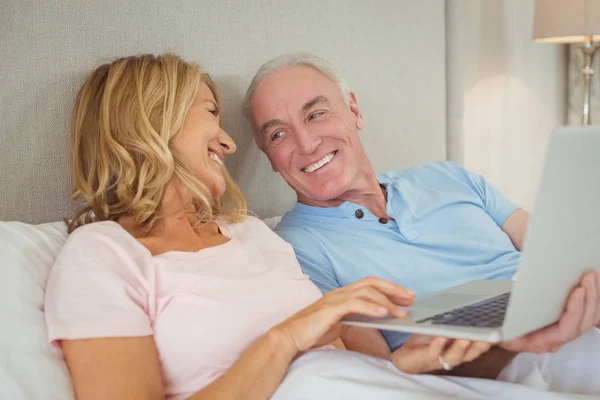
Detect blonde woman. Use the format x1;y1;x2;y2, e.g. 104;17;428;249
44;54;491;400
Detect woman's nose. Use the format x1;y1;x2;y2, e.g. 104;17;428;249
219;129;237;154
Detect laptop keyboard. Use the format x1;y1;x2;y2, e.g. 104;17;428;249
416;292;511;328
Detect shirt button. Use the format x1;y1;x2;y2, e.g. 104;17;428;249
355;209;364;219
378;217;388;224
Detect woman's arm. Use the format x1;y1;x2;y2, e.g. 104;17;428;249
62;337;164;400
190;329;296;400
63;330;296;400
63;277;414;400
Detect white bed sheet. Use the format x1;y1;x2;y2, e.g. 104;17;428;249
2;220;598;399
273;328;600;400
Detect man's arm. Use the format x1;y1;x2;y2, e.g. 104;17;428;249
434;347;518;379
340;326;392;359
433;209;527;377
343;326;516;379
501;208;529;251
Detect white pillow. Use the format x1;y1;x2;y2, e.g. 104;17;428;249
261;216;283;230
0;216;283;399
0;221;73;400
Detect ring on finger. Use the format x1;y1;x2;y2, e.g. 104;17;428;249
438;355;453;371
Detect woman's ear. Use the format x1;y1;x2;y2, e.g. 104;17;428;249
348;92;365;131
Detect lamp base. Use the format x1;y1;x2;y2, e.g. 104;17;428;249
579;37;600;125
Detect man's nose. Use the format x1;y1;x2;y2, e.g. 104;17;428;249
295;127;322;155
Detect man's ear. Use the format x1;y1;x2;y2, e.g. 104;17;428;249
348;92;365;131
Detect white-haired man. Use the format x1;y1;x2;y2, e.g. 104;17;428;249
243;53;600;382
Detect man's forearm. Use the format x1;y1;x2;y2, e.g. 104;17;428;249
341;325;392;359
434;346;518;379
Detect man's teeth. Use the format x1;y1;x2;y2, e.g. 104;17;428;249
302;152;335;173
209;152;223;165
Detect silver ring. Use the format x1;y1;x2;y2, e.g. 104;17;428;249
438;355;453;371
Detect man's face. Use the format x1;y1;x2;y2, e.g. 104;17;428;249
250;66;368;204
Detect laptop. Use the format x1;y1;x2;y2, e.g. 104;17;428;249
343;126;600;342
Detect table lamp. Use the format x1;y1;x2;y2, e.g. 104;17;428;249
533;0;600;125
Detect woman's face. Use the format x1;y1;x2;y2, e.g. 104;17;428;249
172;82;236;199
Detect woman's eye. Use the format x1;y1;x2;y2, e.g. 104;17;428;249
209;109;218;116
309;112;323;120
271;131;285;140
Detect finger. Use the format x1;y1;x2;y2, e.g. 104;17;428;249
351;286;407;317
393;336;448;374
351;277;416;304
427;337;450;370
441;339;471;367
558;286;586;342
316;295;389;327
340;297;393;319
579;272;597;333
404;334;436;347
501;335;529;353
430;336;450;354
526;287;586;352
548;344;562;353
463;341;492;363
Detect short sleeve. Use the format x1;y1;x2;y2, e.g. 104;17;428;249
44;223;154;346
447;162;519;227
275;225;341;294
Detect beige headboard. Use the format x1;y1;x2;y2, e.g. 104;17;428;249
0;0;447;223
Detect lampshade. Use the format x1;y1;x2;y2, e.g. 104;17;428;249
533;0;600;43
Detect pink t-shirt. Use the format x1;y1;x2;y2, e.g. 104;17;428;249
44;216;323;400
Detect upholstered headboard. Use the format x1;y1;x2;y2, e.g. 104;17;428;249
0;0;447;223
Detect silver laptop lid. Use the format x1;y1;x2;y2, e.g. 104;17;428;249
502;127;600;340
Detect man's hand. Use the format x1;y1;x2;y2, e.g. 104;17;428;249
391;335;492;374
502;270;600;353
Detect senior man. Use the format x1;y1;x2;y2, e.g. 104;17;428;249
243;53;600;382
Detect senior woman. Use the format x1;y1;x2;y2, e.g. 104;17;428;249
44;54;491;400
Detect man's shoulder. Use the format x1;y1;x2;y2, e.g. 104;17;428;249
274;218;331;263
275;215;321;243
381;161;467;183
382;160;465;179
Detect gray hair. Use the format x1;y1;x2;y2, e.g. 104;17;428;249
242;53;351;119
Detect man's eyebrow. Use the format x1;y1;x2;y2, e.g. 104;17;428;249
260;119;285;138
301;95;330;114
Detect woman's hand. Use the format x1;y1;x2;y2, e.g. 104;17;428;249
391;335;492;374
272;277;416;353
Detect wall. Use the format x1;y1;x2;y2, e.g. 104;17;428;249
0;0;447;222
447;0;567;211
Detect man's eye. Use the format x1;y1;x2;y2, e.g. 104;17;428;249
271;131;285;140
209;109;218;116
309;112;324;120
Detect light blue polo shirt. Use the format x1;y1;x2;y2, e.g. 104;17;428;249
275;161;521;350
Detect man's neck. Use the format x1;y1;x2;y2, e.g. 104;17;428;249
297;175;389;219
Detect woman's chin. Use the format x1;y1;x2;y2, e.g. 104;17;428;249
212;179;227;200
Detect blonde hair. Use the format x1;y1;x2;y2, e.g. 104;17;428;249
69;53;246;233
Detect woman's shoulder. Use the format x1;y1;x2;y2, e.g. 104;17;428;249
219;215;279;241
62;220;149;260
69;220;132;242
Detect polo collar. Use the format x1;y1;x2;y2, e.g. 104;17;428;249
290;175;393;220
